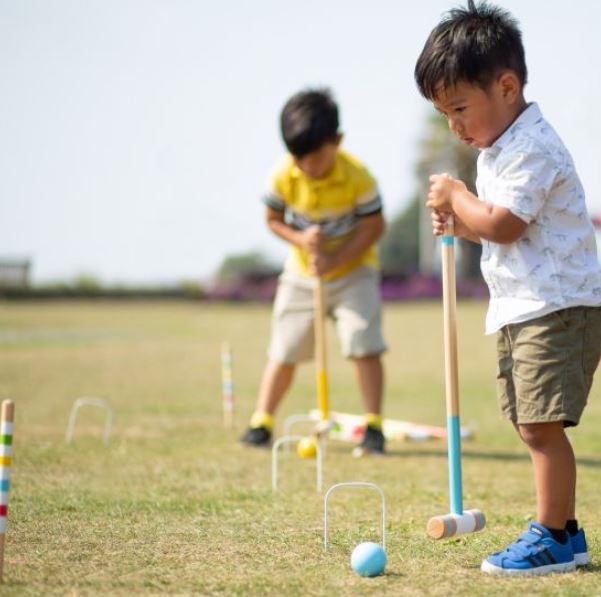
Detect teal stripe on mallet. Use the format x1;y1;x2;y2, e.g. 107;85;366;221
448;414;463;515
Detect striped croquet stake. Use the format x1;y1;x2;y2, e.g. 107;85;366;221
427;215;485;539
0;400;14;581
221;342;234;427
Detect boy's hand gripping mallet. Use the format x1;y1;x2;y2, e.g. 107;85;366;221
427;215;485;539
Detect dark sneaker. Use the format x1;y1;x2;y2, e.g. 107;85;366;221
481;522;575;576
240;425;272;447
355;425;385;455
571;528;590;567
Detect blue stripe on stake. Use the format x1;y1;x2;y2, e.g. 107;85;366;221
0;480;8;492
441;236;455;246
448;414;463;514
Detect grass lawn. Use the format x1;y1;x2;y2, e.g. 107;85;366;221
0;299;600;596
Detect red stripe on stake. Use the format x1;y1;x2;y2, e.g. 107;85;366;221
0;505;7;517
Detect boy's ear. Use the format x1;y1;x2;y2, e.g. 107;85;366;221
497;71;521;104
335;133;344;146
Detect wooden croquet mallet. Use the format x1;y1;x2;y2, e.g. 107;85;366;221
427;216;485;539
313;277;330;433
0;400;14;581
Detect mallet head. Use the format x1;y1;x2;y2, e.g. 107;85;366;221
427;509;485;540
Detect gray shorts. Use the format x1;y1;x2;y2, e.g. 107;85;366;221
496;306;601;427
268;266;387;363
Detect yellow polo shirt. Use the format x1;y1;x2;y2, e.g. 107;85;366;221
263;149;382;280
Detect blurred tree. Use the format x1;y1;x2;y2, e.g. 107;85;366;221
72;273;102;293
215;251;279;282
379;195;420;276
415;112;481;279
179;280;206;299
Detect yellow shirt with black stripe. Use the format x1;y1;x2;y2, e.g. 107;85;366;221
263;149;383;281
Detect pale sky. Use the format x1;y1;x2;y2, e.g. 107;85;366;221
1;0;600;284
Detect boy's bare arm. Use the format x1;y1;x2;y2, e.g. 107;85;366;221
427;174;527;244
266;206;322;252
266;206;384;276
311;212;385;276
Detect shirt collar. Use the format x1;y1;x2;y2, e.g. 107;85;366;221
289;152;345;185
486;102;543;156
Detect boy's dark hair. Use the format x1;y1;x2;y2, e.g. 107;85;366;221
280;89;339;157
414;0;527;99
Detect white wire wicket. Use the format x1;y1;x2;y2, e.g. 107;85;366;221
65;397;113;445
323;482;387;551
282;413;315;437
282;414;316;453
271;435;323;492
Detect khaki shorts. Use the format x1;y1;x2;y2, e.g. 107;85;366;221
268;266;387;363
496;306;601;427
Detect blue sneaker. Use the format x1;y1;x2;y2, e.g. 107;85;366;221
481;522;575;576
570;528;590;567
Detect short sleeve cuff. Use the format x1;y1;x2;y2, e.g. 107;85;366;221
263;193;286;212
355;192;383;217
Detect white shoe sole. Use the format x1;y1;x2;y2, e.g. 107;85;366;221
481;559;576;576
575;552;590;567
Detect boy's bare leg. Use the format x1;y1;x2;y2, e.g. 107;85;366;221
352;354;383;415
517;421;575;529
568;478;576;520
256;361;295;415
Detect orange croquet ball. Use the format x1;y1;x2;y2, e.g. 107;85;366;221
296;437;317;459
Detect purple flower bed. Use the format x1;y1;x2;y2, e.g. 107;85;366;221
207;273;488;302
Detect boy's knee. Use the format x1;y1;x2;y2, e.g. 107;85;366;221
351;352;382;362
350;353;385;368
269;360;296;373
517;421;564;449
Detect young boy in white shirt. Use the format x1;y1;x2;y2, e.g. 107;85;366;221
415;0;601;576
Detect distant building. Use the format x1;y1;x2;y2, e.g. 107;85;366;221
0;259;31;288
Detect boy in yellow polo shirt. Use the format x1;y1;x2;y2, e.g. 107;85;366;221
241;88;387;454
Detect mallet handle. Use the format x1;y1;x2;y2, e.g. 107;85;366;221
441;217;463;514
314;277;329;421
442;217;459;416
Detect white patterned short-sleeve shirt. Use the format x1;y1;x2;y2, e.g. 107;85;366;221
476;102;601;334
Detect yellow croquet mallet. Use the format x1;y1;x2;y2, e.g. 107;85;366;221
313;276;331;437
296;276;332;458
295;275;331;458
427;215;485;540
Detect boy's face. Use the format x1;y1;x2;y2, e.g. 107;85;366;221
432;74;524;149
293;137;341;180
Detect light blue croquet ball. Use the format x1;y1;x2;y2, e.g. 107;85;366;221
350;541;387;577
